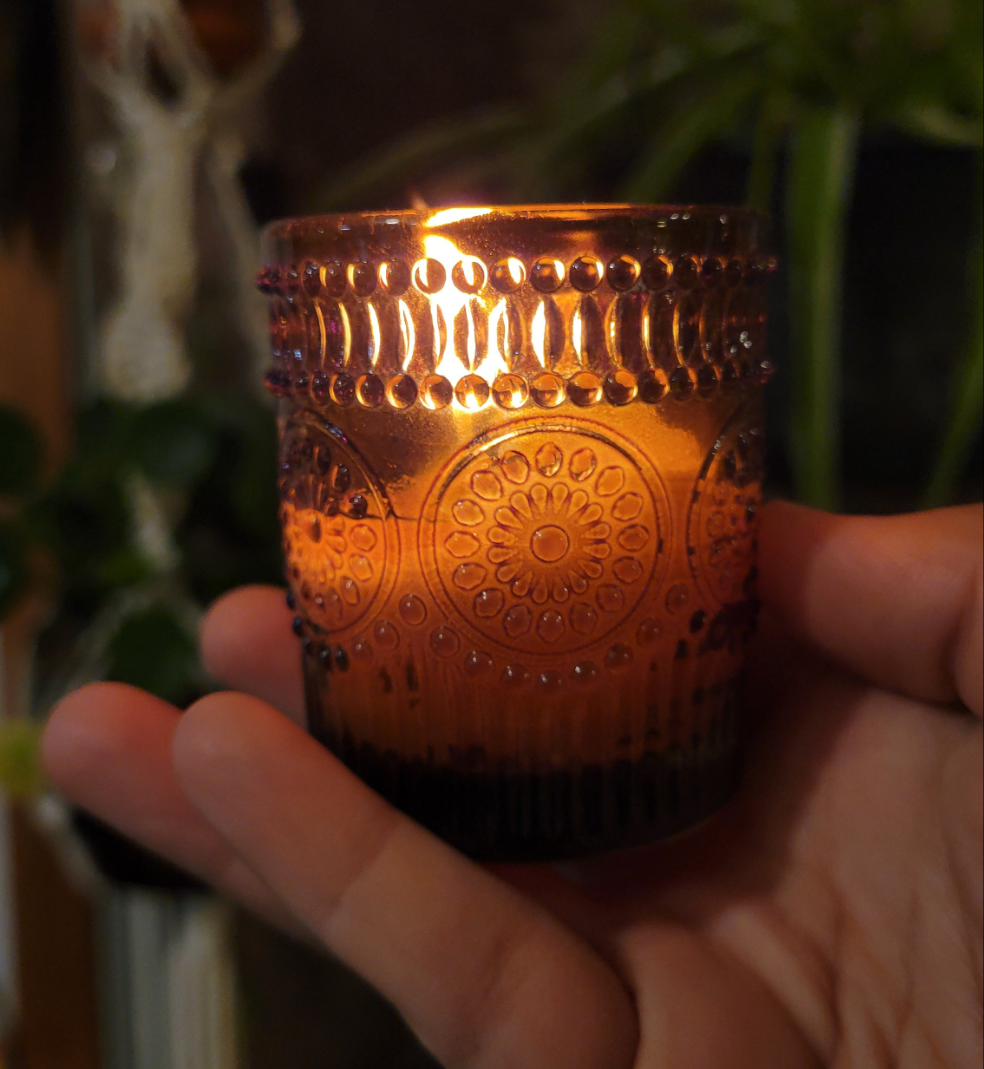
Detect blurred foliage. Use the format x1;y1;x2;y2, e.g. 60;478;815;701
317;0;983;509
104;607;202;707
0;392;283;718
0;404;42;495
0;721;45;797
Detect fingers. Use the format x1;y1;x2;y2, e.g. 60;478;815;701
200;585;305;724
759;502;983;716
41;683;299;933
173;693;637;1069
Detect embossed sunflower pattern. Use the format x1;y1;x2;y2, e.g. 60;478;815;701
279;421;391;633
431;431;662;654
689;421;764;607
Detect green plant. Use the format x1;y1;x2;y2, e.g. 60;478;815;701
0;720;44;797
314;0;983;509
0;395;283;717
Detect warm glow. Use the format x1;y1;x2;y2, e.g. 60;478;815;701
426;207;493;227
339;303;352;363
457;258;483;290
464;301;477;365
430;302;445;368
459;386;484;412
399;299;415;370
531;301;547;367
572;306;583;362
368;304;381;366
409;232;519;406
476;299;511;382
423;234;474;386
313;300;327;363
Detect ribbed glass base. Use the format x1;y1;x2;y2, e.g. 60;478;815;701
306;692;743;862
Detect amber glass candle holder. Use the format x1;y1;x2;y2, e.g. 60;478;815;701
259;205;774;861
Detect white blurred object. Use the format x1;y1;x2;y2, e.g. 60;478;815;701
100;891;240;1069
65;5;302;1067
84;0;299;401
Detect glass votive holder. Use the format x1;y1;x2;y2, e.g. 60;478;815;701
259;205;774;861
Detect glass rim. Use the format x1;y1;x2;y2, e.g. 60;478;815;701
262;203;770;242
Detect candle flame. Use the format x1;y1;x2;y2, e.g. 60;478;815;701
414;233;519;404
424;234;473;385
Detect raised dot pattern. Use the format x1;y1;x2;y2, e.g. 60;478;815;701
279;420;391;633
688;420;765;608
282;415;759;688
258;249;775;411
430;428;662;655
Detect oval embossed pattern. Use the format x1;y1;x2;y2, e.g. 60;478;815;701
279;416;397;634
424;426;665;655
687;410;764;608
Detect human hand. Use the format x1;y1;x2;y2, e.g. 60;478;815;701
43;502;983;1069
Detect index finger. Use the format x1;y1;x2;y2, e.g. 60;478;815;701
758;501;983;716
173;692;637;1069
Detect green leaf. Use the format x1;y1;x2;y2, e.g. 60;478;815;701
95;545;158;589
619;68;761;202
888;101;983;148
26;470;133;594
0;721;45;797
188;394;279;540
0;522;28;617
523;41;751;190
786;105;861;509
0;404;42;495
130;400;217;487
72;399;135;487
104;606;200;705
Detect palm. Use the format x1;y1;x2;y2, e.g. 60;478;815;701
535;636;983;1067
43;503;982;1069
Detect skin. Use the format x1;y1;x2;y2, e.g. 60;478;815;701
43;501;983;1069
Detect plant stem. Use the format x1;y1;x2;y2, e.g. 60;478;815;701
786;106;860;509
924;156;983;507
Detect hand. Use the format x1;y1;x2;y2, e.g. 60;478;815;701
43;502;983;1069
